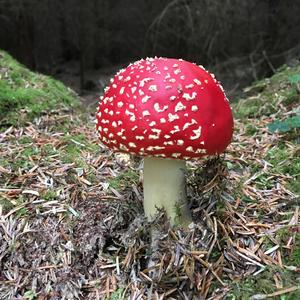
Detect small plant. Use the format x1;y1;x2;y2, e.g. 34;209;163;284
288;74;300;84
24;290;37;300
268;116;300;133
109;288;125;300
42;190;57;201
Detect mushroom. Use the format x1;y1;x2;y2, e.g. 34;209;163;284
96;57;233;226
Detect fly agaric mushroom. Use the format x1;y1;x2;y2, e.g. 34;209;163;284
96;57;233;226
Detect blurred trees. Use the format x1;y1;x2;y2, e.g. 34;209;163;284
145;0;300;91
0;0;299;92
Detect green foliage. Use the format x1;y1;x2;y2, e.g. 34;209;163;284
234;63;300;197
12;156;34;171
62;133;87;146
40;144;59;157
0;50;80;127
268;116;300;133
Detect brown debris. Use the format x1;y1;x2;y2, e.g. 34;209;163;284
0;104;299;299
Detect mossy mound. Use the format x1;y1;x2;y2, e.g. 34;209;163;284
235;63;300;119
0;50;80;127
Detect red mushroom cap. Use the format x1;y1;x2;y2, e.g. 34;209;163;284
96;57;233;160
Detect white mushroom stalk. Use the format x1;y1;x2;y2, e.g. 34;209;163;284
143;157;192;226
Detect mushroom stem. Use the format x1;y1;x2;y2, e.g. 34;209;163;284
143;157;192;227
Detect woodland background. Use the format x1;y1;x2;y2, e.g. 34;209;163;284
0;0;300;96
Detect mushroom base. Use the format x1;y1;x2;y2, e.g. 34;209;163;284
143;157;192;227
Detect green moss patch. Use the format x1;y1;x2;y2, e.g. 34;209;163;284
0;50;80;127
108;169;139;190
228;267;300;300
235;64;300;119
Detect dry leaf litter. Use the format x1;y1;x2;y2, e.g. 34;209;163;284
0;100;299;299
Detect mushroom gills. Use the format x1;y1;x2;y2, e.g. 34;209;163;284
143;157;192;226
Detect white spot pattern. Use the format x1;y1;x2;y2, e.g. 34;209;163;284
96;57;231;160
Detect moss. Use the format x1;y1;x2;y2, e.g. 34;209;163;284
244;123;258;136
87;172;97;184
18;136;33;144
0;196;14;212
289;181;300;196
61;148;82;164
273;227;300;268
281;231;300;266
42;190;57;201
290;234;300;266
108;169;139;190
0;157;10;169
226;266;300;300
63;134;86;150
21;147;40;158
235;63;300;119
15;207;29;218
264;146;300;194
0;50;80;127
60;134;85;164
0;194;29;214
86;142;100;152
40;144;59;157
108;288;125;300
23;290;37;300
235;142;299;198
282;87;299;106
235;96;276;119
12;157;34;170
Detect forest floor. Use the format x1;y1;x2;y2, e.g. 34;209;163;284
0;50;300;299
